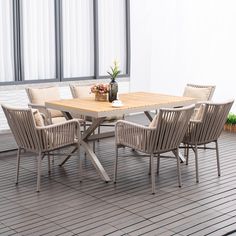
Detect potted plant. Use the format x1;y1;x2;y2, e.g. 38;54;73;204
90;83;109;101
107;61;121;102
224;112;236;132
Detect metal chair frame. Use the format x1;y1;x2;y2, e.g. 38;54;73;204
2;105;82;192
114;105;195;194
182;100;234;182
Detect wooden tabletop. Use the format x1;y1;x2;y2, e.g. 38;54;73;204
45;92;197;118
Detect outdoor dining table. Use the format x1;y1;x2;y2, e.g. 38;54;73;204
45;91;197;182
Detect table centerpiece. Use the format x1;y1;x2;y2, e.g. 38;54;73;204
90;83;109;101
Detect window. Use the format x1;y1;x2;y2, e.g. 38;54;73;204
62;0;94;78
21;0;56;80
0;0;14;82
98;0;127;76
0;0;130;84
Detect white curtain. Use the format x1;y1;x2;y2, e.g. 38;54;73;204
0;0;14;82
22;0;56;80
98;0;127;76
62;0;94;78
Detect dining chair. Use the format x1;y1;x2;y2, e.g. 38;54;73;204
182;99;234;183
25;86;66;125
114;105;195;194
26;86;86;132
70;84;94;100
2;104;82;192
182;83;216;151
183;83;216;101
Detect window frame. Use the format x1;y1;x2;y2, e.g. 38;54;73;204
0;0;130;85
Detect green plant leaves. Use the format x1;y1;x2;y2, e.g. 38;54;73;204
107;61;121;80
226;112;236;125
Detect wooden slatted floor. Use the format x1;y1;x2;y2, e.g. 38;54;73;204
0;114;236;236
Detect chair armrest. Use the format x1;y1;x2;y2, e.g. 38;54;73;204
36;119;81;151
36;119;80;129
116;120;151;130
115;120;154;152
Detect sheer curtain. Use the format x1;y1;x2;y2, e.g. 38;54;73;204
62;0;94;78
22;0;56;80
0;0;14;82
98;0;127;76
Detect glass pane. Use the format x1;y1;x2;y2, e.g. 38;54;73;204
98;0;127;76
62;0;94;78
22;0;56;80
0;0;14;82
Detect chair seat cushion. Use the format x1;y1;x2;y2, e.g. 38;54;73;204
51;116;67;124
51;116;85;125
104;116;123;122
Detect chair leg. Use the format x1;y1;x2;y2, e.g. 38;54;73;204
156;154;160;175
215;140;221;176
114;146;118;183
194;144;199;183
97;126;100;142
37;152;42;192
176;149;182;187
78;144;83;182
47;153;51;174
184;144;187;157
151;154;155;194
186;144;190;165
148;156;151;175
83;122;87;158
93;140;96;152
16;147;21;185
52;152;54;164
83;121;86;133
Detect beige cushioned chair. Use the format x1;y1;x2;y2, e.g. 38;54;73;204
114;105;195;194
183;83;216;148
183;83;215;101
26;86;66;125
70;84;94;100
2;104;82;192
183;83;215;120
183;99;234;183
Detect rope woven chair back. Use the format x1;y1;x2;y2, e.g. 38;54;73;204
183;83;216;101
149;105;195;153
184;100;234;145
2;105;40;151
